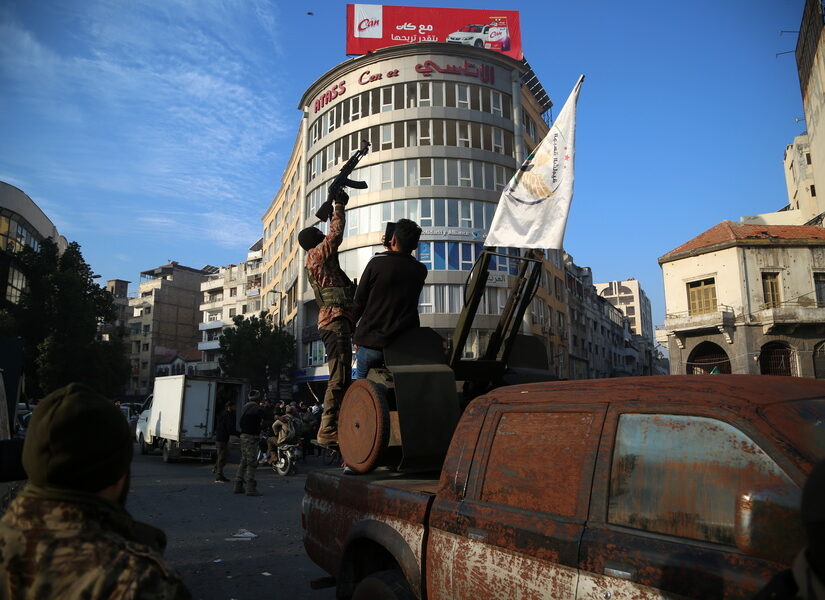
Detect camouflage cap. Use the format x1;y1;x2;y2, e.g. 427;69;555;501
23;383;133;493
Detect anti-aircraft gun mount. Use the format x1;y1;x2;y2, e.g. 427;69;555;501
338;249;556;474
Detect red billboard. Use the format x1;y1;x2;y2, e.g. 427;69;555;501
346;4;522;60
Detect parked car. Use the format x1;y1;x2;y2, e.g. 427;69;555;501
302;375;824;599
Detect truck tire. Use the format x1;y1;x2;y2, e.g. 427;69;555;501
139;434;148;455
339;380;390;474
352;570;414;600
162;440;176;463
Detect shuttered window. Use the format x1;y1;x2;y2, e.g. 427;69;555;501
687;278;717;315
762;272;781;309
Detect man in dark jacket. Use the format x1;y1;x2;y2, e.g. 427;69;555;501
353;218;427;378
213;401;238;483
235;390;264;496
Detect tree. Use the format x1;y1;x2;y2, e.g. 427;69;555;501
0;239;129;398
219;312;295;394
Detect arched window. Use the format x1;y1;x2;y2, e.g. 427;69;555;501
687;341;731;375
759;342;798;377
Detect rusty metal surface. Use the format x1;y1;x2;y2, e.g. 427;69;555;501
303;468;436;597
304;375;823;599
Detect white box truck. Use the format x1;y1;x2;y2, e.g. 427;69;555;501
135;375;249;463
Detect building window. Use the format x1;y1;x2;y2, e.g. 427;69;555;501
811;184;817;197
229;287;237;297
687;278;717;315
815;273;825;307
142;343;149;351
806;152;812;165
762;272;781;309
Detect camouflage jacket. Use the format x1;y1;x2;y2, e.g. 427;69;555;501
0;485;191;600
305;205;355;329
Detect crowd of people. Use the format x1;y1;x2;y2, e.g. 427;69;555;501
212;390;324;495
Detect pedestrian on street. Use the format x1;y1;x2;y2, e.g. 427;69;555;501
0;382;191;599
213;401;238;483
235;390;264;497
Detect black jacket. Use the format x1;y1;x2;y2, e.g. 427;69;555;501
238;402;263;435
353;251;427;349
215;409;239;442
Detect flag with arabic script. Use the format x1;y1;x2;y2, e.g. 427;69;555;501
485;75;584;249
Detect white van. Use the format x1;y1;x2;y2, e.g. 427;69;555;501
135;375;248;462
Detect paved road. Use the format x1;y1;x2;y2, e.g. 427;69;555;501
127;444;337;600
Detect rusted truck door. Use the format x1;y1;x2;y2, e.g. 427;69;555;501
427;402;606;599
578;406;804;600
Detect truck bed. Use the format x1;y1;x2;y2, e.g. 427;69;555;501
303;467;439;592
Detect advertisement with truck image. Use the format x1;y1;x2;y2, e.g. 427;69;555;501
346;4;522;60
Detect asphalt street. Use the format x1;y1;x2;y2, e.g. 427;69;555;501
127;444;338;600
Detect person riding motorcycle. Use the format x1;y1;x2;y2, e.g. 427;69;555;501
266;406;301;463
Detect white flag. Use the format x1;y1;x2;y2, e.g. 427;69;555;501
485;75;584;249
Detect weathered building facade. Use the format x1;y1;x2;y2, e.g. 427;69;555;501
659;221;825;377
127;262;207;395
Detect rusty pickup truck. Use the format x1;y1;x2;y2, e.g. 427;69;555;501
302;374;824;599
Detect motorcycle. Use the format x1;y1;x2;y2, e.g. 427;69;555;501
271;441;301;476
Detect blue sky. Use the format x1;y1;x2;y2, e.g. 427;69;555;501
0;1;805;329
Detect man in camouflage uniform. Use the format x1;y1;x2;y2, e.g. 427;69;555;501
0;382;190;599
235;390;264;496
298;189;355;446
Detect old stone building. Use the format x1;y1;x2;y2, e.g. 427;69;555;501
659;221;825;377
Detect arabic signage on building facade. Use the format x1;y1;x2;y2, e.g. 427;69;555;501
420;227;485;241
346;4;522;60
312;57;496;113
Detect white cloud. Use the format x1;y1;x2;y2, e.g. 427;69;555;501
1;0;291;217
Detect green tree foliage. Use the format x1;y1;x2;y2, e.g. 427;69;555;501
218;312;295;393
0;239;130;398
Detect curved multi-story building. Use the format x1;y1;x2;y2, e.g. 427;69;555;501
0;182;68;305
260;42;560;389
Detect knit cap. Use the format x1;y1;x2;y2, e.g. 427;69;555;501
23;383;133;493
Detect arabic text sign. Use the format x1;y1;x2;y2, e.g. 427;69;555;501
346;4;522;60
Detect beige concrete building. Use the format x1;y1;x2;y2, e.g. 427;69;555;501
197;241;264;374
659;221;825;377
260;42;566;386
127;262;208;395
743;0;825;226
594;278;654;343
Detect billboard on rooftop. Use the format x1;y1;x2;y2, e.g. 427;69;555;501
346;4;523;60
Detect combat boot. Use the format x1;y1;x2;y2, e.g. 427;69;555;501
233;480;245;494
245;480;262;497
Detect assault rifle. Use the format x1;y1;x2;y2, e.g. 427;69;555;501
315;140;371;222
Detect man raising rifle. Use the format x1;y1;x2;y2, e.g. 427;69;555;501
298;189;355;446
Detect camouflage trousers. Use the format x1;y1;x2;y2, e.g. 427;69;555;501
236;434;258;485
319;318;353;435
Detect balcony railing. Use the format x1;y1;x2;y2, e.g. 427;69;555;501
198;339;221;351
663;305;735;333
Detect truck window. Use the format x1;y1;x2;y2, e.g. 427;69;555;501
608;414;794;545
480;411;601;518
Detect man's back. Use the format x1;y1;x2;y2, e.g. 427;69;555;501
1;492;188;599
353;251;427;349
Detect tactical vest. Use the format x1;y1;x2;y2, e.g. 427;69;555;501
306;266;355;309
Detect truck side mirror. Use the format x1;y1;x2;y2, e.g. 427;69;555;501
734;484;803;564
